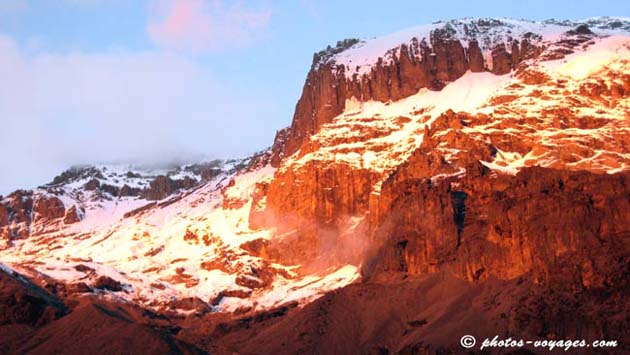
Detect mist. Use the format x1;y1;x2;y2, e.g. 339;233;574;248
0;33;282;195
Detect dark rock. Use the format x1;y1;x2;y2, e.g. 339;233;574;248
0;205;8;227
100;184;119;196
68;282;92;294
142;175;198;201
467;40;485;72
211;289;253;306
0;268;67;327
84;179;100;191
93;276;123;292
184;160;225;181
63;205;83;224
235;274;266;290
74;264;94;273
170;297;211;313
123;202;157;218
118;184;140;197
490;43;514;75
567;24;594;35
143;175;174;200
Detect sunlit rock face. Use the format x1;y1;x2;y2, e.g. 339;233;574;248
2;16;630;354
280;17;630;158
0;158;360;318
367;163;630;283
263;18;630;273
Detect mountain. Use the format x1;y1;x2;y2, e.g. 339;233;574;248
1;17;630;354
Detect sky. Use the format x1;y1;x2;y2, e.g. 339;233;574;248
0;0;628;195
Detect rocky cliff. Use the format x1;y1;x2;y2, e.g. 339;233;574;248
281;18;587;158
368;164;630;285
243;18;630;352
260;18;630;272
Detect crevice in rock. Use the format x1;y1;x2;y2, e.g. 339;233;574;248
450;191;468;247
396;239;409;272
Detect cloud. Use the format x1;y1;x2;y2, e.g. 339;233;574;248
0;33;280;195
147;0;271;52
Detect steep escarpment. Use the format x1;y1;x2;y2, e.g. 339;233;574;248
367;164;630;285
227;164;630;353
261;18;630;271
282;18;573;157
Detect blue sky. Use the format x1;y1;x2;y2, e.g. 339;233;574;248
0;0;628;194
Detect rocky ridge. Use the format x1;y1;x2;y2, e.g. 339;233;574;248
0;159;250;246
282;17;630;157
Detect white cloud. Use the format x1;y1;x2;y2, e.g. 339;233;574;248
0;33;279;195
147;0;271;53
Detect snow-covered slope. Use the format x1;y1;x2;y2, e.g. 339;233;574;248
0;159;359;314
286;71;511;175
285;22;630;192
323;17;630;76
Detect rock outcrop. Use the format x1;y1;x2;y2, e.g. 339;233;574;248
0;192;84;245
263;162;378;266
92;276;123;292
142;176;198;201
33;196;66;223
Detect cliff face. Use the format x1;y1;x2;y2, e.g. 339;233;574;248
367;163;630;286
282;20;546;158
242;18;630;347
263;162;378;267
262;19;630;272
